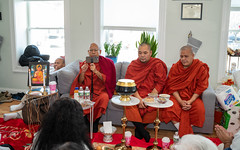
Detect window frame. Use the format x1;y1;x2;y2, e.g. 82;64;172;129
94;0;167;62
9;0;65;73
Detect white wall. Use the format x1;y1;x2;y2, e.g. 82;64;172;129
164;0;222;87
0;0;224;91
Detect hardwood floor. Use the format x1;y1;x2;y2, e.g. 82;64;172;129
0;100;217;140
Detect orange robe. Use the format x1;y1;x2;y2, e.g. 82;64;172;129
125;58;167;123
160;59;209;137
70;57;116;121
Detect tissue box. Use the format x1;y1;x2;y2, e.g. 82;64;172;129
215;85;240;110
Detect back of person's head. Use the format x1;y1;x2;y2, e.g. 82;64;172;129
51;142;82;150
171;134;218;150
34;97;93;150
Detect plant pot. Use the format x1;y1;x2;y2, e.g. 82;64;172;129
106;56;117;64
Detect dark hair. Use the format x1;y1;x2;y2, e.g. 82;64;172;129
33;97;93;150
51;142;82;150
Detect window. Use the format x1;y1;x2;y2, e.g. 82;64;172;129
102;0;159;62
11;0;64;72
27;1;64;63
227;8;240;71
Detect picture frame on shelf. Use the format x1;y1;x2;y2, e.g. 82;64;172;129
28;62;50;87
181;3;203;20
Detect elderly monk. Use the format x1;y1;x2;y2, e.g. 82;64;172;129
54;57;65;71
70;43;116;133
125;43;167;142
160;45;209;137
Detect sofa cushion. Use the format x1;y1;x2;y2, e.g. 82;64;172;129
115;62;122;81
57;59;81;95
120;62;130;79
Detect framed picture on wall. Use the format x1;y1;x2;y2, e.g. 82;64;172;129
181;3;203;20
28;62;50;87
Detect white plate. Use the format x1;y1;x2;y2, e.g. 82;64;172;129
111;96;140;106
80;100;95;110
145;99;173;108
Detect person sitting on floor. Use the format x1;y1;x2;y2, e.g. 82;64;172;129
3;94;27;121
31;97;93;150
70;43;116;133
51;142;83;150
215;109;240;150
160;45;209;137
125;42;167;142
171;134;218;150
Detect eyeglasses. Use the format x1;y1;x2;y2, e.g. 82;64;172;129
89;49;99;52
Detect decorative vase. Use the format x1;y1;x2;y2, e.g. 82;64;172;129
106;56;117;64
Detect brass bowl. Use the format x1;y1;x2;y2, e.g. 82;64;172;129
116;79;137;101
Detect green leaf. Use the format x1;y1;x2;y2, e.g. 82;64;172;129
136;31;158;57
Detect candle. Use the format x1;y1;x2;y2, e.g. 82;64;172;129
43;69;45;87
29;69;31;87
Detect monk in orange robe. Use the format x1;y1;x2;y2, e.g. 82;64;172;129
125;43;167;142
70;43;116;133
160;45;209;137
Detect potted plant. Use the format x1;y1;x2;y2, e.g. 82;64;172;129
136;32;158;57
104;41;122;63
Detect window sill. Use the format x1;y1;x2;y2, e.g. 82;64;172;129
13;65;28;73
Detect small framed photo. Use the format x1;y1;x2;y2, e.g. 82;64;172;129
28;62;50;86
181;3;203;20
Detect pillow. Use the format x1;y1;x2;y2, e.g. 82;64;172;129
115;62;122;81
57;59;81;95
233;70;240;89
121;62;130;79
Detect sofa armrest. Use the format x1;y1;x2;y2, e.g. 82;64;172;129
202;85;216;117
49;71;57;82
55;59;82;95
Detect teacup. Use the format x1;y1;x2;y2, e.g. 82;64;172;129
158;94;170;104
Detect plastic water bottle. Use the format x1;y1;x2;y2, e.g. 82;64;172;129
85;86;90;101
78;86;84;102
173;131;180;144
74;87;79;101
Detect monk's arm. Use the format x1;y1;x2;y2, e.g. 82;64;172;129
78;72;85;84
78;63;88;84
133;91;145;108
93;70;103;80
188;93;199;104
90;63;103;81
173;91;185;106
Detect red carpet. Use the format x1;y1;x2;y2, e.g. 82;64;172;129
0;118;39;150
0;118;222;149
92;132;222;148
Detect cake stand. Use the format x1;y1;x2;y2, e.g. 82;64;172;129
144;99;173;150
111;96;140;150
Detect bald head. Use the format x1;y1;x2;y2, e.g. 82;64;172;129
88;43;101;57
180;45;195;68
180;45;194;54
54;57;65;71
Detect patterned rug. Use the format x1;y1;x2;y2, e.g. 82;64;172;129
0;118;39;150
